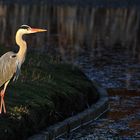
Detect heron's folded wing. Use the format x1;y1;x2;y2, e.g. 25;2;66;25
0;52;18;87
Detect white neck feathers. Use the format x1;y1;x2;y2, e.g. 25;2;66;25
15;29;27;64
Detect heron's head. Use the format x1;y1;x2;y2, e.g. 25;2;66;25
18;25;47;35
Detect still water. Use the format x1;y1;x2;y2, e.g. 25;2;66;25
0;3;139;89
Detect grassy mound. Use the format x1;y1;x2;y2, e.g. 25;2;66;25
0;52;99;140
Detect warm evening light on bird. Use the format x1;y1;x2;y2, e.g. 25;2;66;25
0;25;47;114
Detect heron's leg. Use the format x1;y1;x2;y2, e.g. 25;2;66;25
0;80;10;114
0;89;5;113
0;92;3;113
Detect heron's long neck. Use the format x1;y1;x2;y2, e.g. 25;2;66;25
15;32;27;64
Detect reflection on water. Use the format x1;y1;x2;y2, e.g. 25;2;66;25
0;4;140;54
57;89;140;139
0;3;139;89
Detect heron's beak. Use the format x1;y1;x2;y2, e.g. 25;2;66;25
30;28;47;33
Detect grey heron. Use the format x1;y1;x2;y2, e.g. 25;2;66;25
0;25;47;114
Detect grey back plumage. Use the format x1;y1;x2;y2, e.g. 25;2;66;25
0;52;21;87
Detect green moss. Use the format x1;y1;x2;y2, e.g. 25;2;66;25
0;52;99;140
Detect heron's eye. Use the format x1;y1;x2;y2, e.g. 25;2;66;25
27;27;31;31
11;55;16;58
